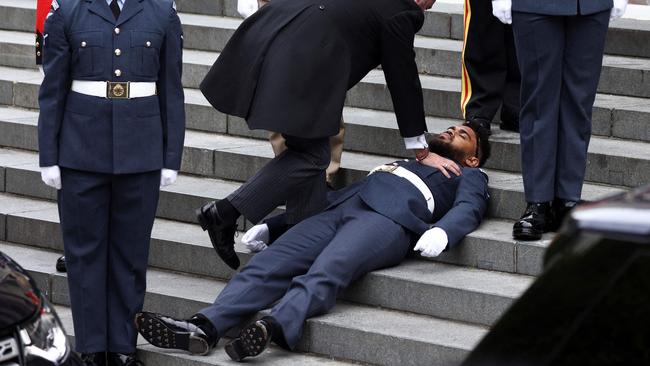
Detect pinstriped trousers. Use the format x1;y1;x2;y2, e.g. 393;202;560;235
228;135;331;225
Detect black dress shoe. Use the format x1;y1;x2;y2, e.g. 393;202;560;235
469;117;492;135
553;198;580;230
135;312;217;355
107;353;143;366
56;255;66;272
500;119;520;133
196;201;240;269
225;319;272;362
513;202;554;241
81;352;107;366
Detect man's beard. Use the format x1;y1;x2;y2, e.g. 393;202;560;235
427;135;467;163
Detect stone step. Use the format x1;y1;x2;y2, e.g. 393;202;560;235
175;0;228;17
4;28;649;99
0;196;534;326
0;98;650;187
424;2;650;60
0;124;626;222
0;245;364;366
0;148;622;276
3;49;650;145
153;0;650;58
0;151;550;277
1;241;490;365
3;51;650;145
2;0;650;57
0;70;648;187
348;69;650;143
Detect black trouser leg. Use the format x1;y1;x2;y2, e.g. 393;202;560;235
462;0;520;124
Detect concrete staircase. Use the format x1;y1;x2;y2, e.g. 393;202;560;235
0;0;648;364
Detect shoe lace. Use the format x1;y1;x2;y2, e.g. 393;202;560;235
233;223;240;238
80;354;102;366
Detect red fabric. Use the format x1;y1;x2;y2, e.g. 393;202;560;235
36;0;52;33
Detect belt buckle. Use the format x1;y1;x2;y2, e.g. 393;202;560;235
383;165;398;173
107;81;130;99
370;164;398;175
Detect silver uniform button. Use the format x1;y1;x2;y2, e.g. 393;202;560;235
318;4;325;10
37;51;41;56
114;27;120;35
114;48;122;56
145;41;151;47
114;69;122;77
81;41;87;47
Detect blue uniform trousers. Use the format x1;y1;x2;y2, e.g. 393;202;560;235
58;168;160;353
199;194;412;349
512;10;609;202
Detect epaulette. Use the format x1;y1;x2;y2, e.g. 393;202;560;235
47;0;60;19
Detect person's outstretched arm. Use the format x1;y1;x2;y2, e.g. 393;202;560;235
414;169;489;256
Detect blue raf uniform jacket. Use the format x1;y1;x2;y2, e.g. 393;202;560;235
38;0;185;174
512;0;613;16
328;160;490;249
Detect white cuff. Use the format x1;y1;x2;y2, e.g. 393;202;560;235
404;134;428;150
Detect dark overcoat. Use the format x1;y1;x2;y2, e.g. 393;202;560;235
200;0;427;139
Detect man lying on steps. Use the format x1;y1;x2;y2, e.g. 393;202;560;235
135;121;491;362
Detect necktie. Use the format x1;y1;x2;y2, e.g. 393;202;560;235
110;0;121;20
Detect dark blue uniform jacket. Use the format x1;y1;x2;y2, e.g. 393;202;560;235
328;160;490;249
38;0;185;174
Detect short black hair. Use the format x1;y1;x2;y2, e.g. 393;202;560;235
463;120;491;167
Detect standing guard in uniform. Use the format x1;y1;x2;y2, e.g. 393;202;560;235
461;0;521;133
38;0;185;364
492;0;628;240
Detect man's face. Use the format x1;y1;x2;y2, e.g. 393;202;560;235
415;0;436;11
430;125;480;167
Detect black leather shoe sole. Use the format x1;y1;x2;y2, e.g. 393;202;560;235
135;312;210;356
513;227;543;241
500;121;520;133
225;321;270;362
56;256;66;272
196;203;240;270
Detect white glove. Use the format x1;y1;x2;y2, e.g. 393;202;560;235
414;227;448;257
40;165;62;190
610;0;628;22
160;169;178;188
242;223;270;252
492;0;512;24
237;0;259;18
